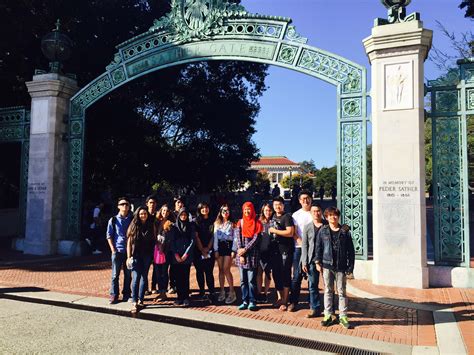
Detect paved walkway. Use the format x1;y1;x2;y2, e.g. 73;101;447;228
0;252;472;354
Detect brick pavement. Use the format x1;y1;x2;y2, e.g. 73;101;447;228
0;254;447;348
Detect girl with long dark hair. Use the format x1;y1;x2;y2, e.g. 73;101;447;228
194;202;215;303
257;203;273;303
213;204;237;304
152;204;173;302
126;206;156;313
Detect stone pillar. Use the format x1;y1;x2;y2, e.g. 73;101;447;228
24;73;79;255
363;21;432;288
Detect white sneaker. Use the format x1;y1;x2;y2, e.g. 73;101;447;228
217;290;226;302
92;249;102;255
225;291;236;304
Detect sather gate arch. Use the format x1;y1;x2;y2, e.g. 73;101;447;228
67;0;368;258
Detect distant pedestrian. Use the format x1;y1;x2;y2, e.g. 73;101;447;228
316;207;355;329
170;208;195;307
331;185;337;202
194;202;216;303
213;204;237;304
89;201;105;254
235;202;262;311
271;184;281;198
126;206;155;313
319;186;325;201
106;197;133;304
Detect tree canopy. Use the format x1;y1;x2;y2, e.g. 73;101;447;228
0;0;269;198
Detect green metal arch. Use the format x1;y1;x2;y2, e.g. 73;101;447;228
67;3;368;258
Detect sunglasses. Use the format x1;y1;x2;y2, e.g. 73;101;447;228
118;202;129;206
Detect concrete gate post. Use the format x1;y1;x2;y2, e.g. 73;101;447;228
24;73;79;255
363;21;433;288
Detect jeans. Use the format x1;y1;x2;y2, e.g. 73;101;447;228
174;263;191;301
239;268;257;304
307;263;321;311
131;255;152;302
194;255;215;294
110;251;131;298
153;263;169;293
289;247;303;305
322;268;347;317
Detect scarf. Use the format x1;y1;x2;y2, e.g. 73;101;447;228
241;202;263;238
176;207;189;234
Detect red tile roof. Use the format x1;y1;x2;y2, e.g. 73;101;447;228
251;156;299;166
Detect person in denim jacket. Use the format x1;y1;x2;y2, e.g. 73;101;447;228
315;206;355;329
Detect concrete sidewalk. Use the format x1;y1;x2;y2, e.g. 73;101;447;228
0;253;471;354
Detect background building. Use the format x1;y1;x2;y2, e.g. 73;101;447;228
250;156;301;196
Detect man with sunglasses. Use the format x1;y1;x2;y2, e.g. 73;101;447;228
106;197;133;304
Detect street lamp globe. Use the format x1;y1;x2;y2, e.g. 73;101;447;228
41;20;73;73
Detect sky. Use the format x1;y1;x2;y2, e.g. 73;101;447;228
240;0;472;168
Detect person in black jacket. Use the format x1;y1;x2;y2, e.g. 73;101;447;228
315;206;355;329
170;207;195;307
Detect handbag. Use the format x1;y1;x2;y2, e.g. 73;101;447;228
154;245;166;265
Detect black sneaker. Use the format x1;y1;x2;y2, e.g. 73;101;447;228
108;296;118;305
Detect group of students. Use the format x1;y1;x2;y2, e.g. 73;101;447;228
106;191;355;328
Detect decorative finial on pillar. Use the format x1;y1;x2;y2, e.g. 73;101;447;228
381;0;411;23
375;0;419;26
40;19;73;74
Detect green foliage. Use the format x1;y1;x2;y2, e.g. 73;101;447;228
299;159;317;174
280;173;313;189
460;0;474;18
313;166;337;195
252;170;270;195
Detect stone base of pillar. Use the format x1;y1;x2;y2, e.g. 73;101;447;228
373;264;429;289
57;240;89;256
354;260;373;281
429;265;474;288
23;239;56;256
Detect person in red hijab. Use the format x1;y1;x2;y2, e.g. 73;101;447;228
235;202;262;311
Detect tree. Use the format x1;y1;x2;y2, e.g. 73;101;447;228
0;0;269;198
280;173;314;190
299;159;317;174
252;170;270;196
460;0;474;18
313;166;337;195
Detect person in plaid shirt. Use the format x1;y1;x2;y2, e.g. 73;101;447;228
235;202;262;311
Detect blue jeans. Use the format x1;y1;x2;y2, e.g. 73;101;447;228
110;252;131;298
289;247;303;305
307;263;321;311
131;255;152;302
239;268;257;304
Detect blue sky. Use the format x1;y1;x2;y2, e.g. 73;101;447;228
241;0;472;168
